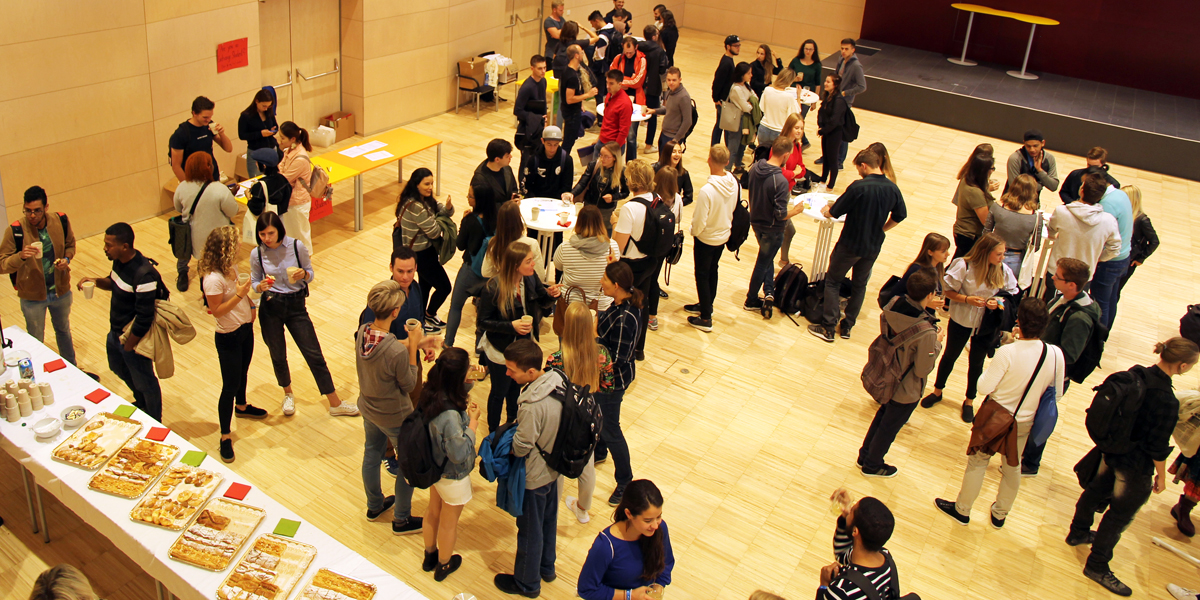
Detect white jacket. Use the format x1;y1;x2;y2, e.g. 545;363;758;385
1046;202;1121;277
692;173;739;246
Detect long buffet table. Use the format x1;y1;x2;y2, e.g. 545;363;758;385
0;327;425;600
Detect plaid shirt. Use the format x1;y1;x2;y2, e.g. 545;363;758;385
597;301;640;391
1107;365;1179;473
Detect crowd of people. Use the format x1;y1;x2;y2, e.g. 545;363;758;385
6;6;1199;599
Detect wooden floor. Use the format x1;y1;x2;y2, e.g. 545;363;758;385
3;28;1200;600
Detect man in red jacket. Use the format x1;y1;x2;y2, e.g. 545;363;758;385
588;69;632;166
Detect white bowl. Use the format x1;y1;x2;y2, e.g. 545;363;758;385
60;405;86;429
33;417;62;439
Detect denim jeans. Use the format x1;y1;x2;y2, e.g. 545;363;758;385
625;122;641;161
710;105;723;146
1090;256;1131;330
747;228;784;302
1002;250;1023;283
513;482;558;594
214;322;254;435
485;355;521;432
258;294;336;394
1070;457;1153;572
246;156;263;179
106;330;162;422
444;265;488;347
757;125;780;149
21;290;75;364
593;389;633;486
562;111;581;155
693;240;725;320
724;129;744;170
362;416;414;522
822;245;879;329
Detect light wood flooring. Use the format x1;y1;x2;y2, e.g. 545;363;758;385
3;28;1200;600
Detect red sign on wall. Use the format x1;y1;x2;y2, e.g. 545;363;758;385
216;38;249;73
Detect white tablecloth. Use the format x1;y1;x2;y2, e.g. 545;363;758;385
0;328;426;600
520;197;578;233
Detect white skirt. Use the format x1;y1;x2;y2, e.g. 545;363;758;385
433;475;473;506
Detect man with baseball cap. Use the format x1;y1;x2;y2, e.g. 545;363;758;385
711;35;741;147
1005;128;1060;197
520;126;575;202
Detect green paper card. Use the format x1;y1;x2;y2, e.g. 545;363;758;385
180;450;206;467
273;518;301;537
112;404;136;418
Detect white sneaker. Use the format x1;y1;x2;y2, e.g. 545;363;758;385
565;496;590;524
282;393;296;416
329;403;359;417
1168;583;1200;600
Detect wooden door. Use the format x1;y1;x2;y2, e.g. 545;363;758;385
259;0;293;124
258;0;340;130
505;0;542;75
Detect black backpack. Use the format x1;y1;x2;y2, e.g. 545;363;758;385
843;106;861;143
876;275;903;310
681;99;699;142
726;181;750;258
537;369;603;479
1085;369;1147;455
397;409;446;489
1065;304;1109;384
1181;304;1200;347
8;214;69;288
629;196;677;259
773;263;809;316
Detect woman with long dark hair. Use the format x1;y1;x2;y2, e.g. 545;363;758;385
815;73;847;190
418;347;481;581
652;140;692;206
951;153;997;259
720;62;756;172
750;44;782;98
594;261;643;505
879;232;951;310
237;89;278;178
277;121;315;252
394;167;455;330
645;167;681;332
577;479;675;600
658;10;679;66
444;185;499;348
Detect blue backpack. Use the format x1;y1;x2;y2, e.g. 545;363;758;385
468;215;493;278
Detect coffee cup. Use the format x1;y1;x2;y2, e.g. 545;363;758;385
405;318;421;332
531;206;541;221
237;273;251;287
81;280;95;299
519;315;534;329
30;242;42;258
287;266;304;281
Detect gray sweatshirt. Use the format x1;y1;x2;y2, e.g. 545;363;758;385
355;324;419;429
835;55;866;105
654;83;694;144
512;369;565;489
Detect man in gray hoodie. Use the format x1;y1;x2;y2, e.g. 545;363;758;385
856;270;943;478
1040;173;1121;303
745;136;807;319
494;340;565;597
356;280;436;535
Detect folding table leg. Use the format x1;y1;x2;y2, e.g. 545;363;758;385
34;482;48;543
354;175;364;232
21;467;38;534
436;144;442;196
156;581;166;600
397;159;403;183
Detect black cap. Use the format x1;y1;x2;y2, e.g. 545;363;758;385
724;35;740;46
1023;129;1045;142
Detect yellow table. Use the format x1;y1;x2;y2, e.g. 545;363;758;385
233;158;360;204
315;128;443;231
949;3;1059;79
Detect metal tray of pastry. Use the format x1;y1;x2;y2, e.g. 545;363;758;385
168;498;266;572
50;412;142;470
86;438;179;499
299;568;378;600
216;534;317;600
130;465;223;530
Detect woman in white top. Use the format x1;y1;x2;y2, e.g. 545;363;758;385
554;205;619;310
481;201;547;282
935;298;1063;527
922;232;1019;423
199;226;268;464
173;152;238;292
719;62;756;172
756;69;800;151
277;121;315;253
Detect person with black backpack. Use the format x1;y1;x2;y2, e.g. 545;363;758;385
1021;257;1100;476
415;347;481;582
444;185;498;349
745;136;807;320
819;489;914;599
1067;338;1198;597
613;159;667;359
494;340;565;597
684;145;739;331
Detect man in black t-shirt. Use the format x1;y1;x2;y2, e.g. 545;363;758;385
169;96;234;183
560;45;597;156
809;148;906;343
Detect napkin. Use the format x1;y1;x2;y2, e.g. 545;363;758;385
224;482;251;501
112;404;136;418
181;451;206;467
146;427;169;441
273;518;301;537
43;359;66;373
84;389;110;404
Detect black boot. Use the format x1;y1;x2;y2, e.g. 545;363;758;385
1173;495;1197;537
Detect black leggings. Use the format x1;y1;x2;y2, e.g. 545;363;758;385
934;319;989;400
953;233;976;260
485;354;521;432
819;131;842;189
416;246;451;317
215;322;254;435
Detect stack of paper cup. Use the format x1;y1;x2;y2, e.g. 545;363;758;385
4;380;17;396
38;382;53;405
17;389;31;417
4;395;15;423
28;385;43;411
18;379;31;391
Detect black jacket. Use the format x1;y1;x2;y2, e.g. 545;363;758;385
1060;165;1120;203
514;77;547;149
817;93;848;137
237;111;278;152
660;26;678;66
247;169;291;216
470;159;518;202
638;40;667;100
747;159;790;233
456;211;493;265
750;58;783;98
571;161;629;209
520;144;575;199
711;55;735;104
651;161;694;206
476;275;555;349
1129;213;1159;264
1105;364;1179;474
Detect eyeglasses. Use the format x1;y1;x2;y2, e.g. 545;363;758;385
22;208;44;216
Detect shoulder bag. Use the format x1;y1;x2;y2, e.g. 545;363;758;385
967;342;1047;466
168;182;210;260
553;284;598;337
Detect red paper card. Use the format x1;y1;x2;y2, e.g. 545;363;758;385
43;359;66;372
84;389;110;404
216;38;249;73
146;427;169;441
224;483;251;500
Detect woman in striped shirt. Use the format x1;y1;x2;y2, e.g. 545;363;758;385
554;205;619;310
393;168;454;331
595;260;642;507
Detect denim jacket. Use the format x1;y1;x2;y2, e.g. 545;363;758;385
429;408;477;480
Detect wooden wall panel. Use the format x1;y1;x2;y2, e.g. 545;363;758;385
0;27;149;103
363;9;450;59
145;2;260;73
144;0;248;24
0;76;153;157
5;170;162;239
148;46;263;121
0;0;144;45
363;46;450;97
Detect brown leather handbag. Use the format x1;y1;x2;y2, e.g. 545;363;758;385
967;343;1047;466
553;285;598;336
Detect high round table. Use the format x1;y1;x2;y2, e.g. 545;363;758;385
520;197;577;280
596;102;653;122
790;192;845;281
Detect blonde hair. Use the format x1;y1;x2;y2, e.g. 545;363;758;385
574;204;609;242
708;144;730;166
560;302;601;390
866;142;896;184
1123;184;1143;218
771;68;797;90
366;279;407;317
29;565;97;600
749;592;787;600
780;113;803;145
625;158;655;193
600;141;624;189
963;231;1007;289
494;241;533;316
1000;173;1039;211
197;226;239;279
1155;337;1200;366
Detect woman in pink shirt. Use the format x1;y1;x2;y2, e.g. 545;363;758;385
278;121;315;253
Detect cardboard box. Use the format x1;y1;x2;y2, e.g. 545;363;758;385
234;153;248;181
458;57;487;87
322;111;355;142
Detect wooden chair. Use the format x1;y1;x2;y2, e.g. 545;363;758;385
456;58;496;120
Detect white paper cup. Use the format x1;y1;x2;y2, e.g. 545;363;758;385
531;206;541;220
30;242;42;258
81;281;95;299
520;315;534;327
237;273;250;286
405;319;421;332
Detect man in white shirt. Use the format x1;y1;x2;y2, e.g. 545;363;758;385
935;298;1064;529
612;159;656;360
683;145;739;331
